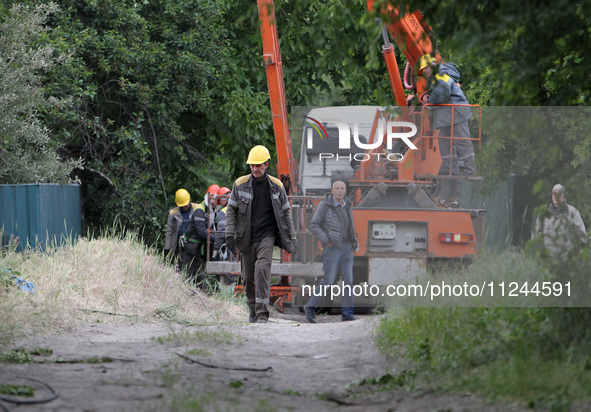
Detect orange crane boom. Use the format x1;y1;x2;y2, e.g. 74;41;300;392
257;0;298;195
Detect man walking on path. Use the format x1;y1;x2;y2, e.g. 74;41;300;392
225;145;297;323
181;185;221;286
305;180;358;323
164;188;198;268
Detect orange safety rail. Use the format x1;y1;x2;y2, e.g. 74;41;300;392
418;103;482;176
356;104;481;183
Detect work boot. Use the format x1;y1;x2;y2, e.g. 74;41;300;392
248;314;256;323
342;315;357;322
304;306;317;324
256;317;268;324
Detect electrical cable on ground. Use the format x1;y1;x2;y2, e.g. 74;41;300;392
0;374;59;410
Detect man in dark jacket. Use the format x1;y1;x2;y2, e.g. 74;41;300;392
164;188;198;267
420;54;476;205
304;180;358;323
225;145;297;323
181;185;222;285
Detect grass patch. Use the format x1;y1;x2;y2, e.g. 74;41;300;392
186;348;212;357
154;327;239;346
164;386;279;412
0;384;34;397
0;347;53;364
0;348;114;364
377;248;591;410
0;230;246;349
357;370;415;388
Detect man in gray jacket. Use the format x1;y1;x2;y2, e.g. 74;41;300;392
305;180;358;323
534;184;587;258
225;145;297;323
420;54;476;205
164;188;198;267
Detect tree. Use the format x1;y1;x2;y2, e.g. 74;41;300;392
0;3;81;184
23;0;235;241
384;0;591;106
374;0;591;227
14;0;390;245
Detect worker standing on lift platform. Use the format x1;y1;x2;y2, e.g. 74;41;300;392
419;54;476;206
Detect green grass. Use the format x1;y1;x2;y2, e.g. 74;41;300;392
376;248;591;411
0;384;35;397
154;327;239;346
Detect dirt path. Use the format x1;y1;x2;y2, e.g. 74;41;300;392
2;311;531;412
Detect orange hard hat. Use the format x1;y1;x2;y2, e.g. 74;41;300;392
217;187;231;196
207;184;220;197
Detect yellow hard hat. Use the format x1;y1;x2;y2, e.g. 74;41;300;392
419;54;436;71
175;188;190;207
246;145;271;164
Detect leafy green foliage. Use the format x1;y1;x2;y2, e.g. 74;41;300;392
378;1;591;231
390;0;591;105
0;348;33;364
377;249;591;407
9;0;393;246
0;3;82;184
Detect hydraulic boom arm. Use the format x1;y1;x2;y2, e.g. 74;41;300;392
257;0;298;195
367;1;441;99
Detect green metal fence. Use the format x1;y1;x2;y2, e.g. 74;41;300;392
0;184;81;251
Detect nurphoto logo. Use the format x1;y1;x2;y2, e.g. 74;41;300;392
305;116;418;163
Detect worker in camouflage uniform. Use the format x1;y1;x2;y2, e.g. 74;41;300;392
534;184;587;258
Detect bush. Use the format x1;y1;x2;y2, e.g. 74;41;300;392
377;249;591;409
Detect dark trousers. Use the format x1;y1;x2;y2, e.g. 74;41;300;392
435;121;476;199
179;242;205;284
240;236;275;320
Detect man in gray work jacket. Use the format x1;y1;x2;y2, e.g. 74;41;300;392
420;54;476;205
305;180;358;323
225;145;297;324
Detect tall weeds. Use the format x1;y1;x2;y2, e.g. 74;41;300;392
377;248;591;410
0;230;244;347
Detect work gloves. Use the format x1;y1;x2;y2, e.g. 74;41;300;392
291;237;298;256
225;236;236;253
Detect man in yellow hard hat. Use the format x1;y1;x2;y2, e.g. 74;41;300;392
225;145;298;323
165;188;198;267
419;54;476;206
